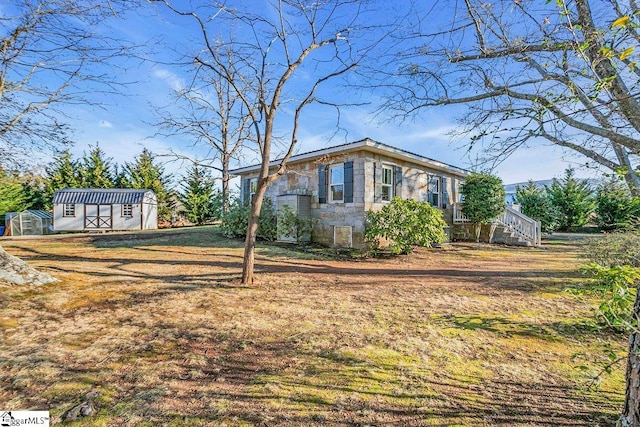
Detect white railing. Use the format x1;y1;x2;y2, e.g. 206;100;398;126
453;203;542;246
453;203;472;224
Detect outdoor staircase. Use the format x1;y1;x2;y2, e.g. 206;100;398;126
452;204;542;247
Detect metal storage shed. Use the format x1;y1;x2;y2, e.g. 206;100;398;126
5;210;54;236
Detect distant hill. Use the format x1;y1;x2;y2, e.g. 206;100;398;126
504;180;554;194
504;178;601;205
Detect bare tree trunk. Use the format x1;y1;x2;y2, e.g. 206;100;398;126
618;286;640;427
241;214;259;284
221;153;230;213
475;224;481;243
241;179;267;284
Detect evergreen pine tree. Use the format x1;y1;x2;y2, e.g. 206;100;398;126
595;178;640;231
79;144;114;188
21;174;47;211
124;148;173;221
546;168;595;231
43;150;81;208
179;166;218;225
515;181;560;233
0;169;28;216
113;164;131;188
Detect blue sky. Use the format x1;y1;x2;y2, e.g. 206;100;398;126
47;0;605;186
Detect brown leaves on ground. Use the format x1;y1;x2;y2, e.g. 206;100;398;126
0;229;624;426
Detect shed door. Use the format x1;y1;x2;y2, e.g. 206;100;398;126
85;204;112;229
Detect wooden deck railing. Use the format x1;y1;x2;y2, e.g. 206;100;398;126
453;203;542;246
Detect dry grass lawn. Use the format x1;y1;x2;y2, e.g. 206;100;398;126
0;227;625;426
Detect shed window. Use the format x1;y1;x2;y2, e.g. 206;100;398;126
329;164;344;202
122;204;133;217
63;204;75;217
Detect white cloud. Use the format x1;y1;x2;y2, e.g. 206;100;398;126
99;120;113;128
153;68;185;92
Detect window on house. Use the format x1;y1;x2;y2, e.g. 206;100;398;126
381;165;394;202
429;176;441;208
249;177;258;201
63;203;75;217
122;204;133;217
329;164;344;202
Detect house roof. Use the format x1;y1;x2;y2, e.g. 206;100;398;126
52;189;154;205
229;138;469;177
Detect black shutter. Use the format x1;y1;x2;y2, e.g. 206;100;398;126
242;178;250;205
374;161;382;202
442;177;449;209
394;165;402;199
344;161;353;203
318;165;327;204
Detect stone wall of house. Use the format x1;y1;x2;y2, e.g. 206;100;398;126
258;151;369;247
241;149;464;248
363;152;461;225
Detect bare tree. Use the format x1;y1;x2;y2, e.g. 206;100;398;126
0;0;135;167
382;0;640;194
154;44;254;213
155;0;385;283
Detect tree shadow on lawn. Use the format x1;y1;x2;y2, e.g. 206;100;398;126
432;314;599;341
7;241;583;296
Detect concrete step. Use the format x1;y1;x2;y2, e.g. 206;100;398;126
492;226;534;247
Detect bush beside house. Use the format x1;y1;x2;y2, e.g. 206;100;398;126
460;173;506;243
365;197;447;255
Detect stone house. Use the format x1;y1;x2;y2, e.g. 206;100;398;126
231;138;469;248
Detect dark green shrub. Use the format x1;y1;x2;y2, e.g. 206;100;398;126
595;178;640;231
221;197;277;241
581;263;640;331
365;197;447;255
277;205;315;243
580;232;640;268
580;232;640;331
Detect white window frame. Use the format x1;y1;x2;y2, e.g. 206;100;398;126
122;204;133;217
329;163;344;203
381;165;394;202
63;203;75;217
429;176;442;208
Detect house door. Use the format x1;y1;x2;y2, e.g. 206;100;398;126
85;204;112;229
